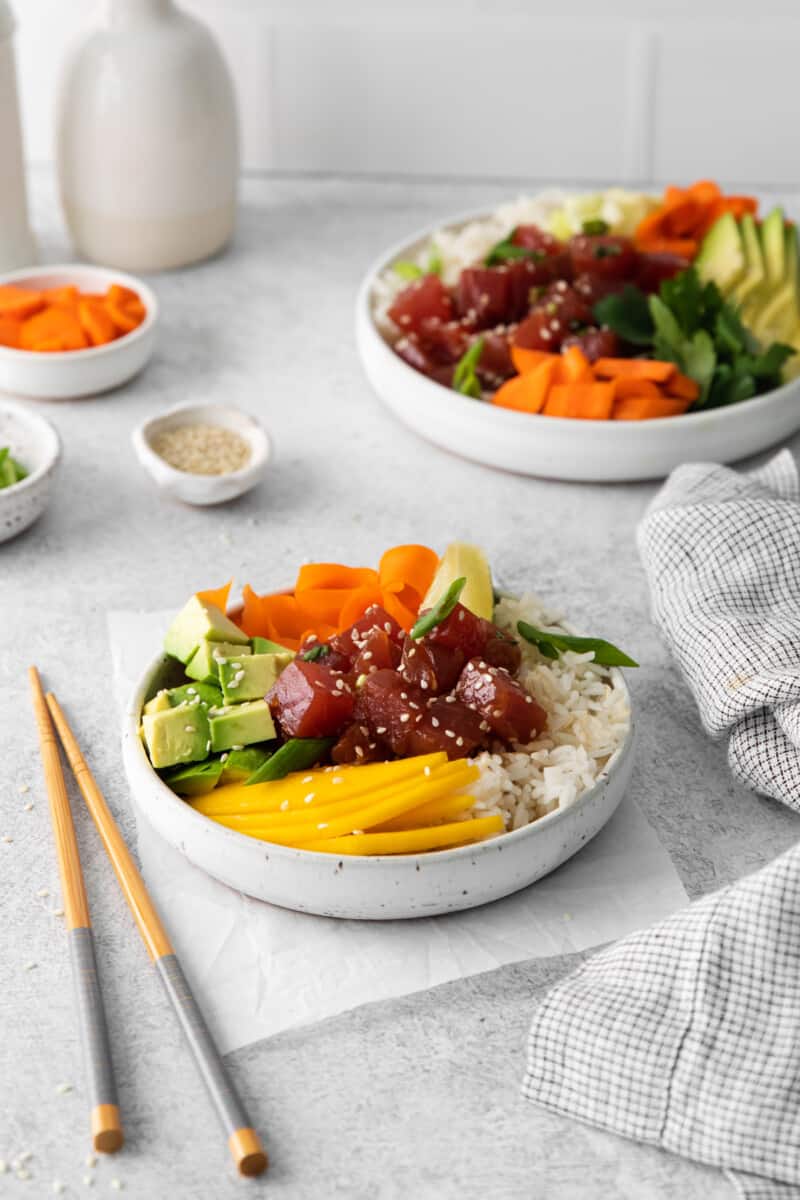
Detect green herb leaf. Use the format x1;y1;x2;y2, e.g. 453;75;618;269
517;620;639;667
393;260;424;281
593;243;622;259
593;286;654;345
245;738;334;786
0;448;8;469
302;644;330;662
426;244;443;275
582;218;610;236
485;230;546;267
411;578;467;640
452;337;485;399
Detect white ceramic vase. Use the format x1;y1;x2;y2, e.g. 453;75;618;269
57;0;239;272
0;2;37;271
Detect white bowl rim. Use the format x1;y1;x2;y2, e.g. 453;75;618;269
359;202;800;430
133;402;272;485
127;645;634;868
0;263;158;362
0;399;61;494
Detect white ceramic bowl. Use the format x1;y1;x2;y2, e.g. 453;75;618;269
0;399;61;542
0;264;157;400
356;211;800;482
122;651;634;920
132;403;271;506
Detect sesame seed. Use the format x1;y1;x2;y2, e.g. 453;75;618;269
2;835;13;844
279;800;289;812
52;908;64;917
317;823;328;831
424;766;431;776
17;1168;31;1181
23;962;37;971
23;803;33;812
85;1154;97;1169
332;777;343;785
355;746;364;758
111;1182;123;1192
150;423;251;475
186;687;196;695
420;680;428;690
52;1182;64;1195
82;1174;93;1186
456;737;464;746
56;1083;72;1094
36;888;49;898
220;753;229;762
431;718;440;728
376;726;387;735
399;714;410;723
183;725;195;734
231;744;244;752
17;1152;32;1164
407;647;416;658
304;793;315;804
361;651;373;661
18;783;29;794
444;730;456;738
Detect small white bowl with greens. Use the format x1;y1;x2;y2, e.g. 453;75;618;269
0;399;60;542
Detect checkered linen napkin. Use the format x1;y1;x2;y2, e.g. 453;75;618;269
523;450;800;1199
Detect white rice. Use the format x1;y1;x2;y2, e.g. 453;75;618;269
463;592;631;832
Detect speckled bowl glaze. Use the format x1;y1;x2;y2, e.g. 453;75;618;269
132;403;271;506
0;399;60;543
122;650;635;920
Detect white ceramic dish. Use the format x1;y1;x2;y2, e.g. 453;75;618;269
356;211;800;482
122;650;634;920
132;402;271;506
0;264;157;400
0;398;60;542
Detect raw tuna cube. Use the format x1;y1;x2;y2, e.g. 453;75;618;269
330;605;404;660
388;275;453;335
298;637;352;674
352;626;401;677
331;723;387;765
400;635;465;695
354;669;426;757
405;696;488;760
267;659;354;739
478;622;522;673
456;659;546;745
425;602;489;658
455;267;514;329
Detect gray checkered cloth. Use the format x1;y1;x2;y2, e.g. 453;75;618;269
523;451;800;1199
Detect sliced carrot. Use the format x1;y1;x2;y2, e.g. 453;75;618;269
337;584;385;629
295;564;378;594
106;283;140;307
19;307;89;352
378;544;438;600
296;589;354;628
240;586;306;649
555;345;593;385
78;298;117;347
0;316;22;348
105;298;140;334
510;345;553;375
47;286;80;308
613;395;691;420
0;286;45;320
492;358;559;414
614;377;662;400
635;235;698;258
594;358;676;384
196;580;233;614
542;390;569;417
664;371;700;401
548;382;616;420
381;589;419;632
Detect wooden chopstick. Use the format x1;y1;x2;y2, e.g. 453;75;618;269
28;668;124;1154
45;690;268;1178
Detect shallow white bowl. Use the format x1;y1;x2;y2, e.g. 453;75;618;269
356;211;800;482
0;264;157;400
132;403;271;506
122;651;634;920
0;399;61;542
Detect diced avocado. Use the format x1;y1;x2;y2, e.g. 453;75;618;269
143;689;172;715
421;542;494;621
185;640;251;684
208;700;276;753
219;746;273;784
695;213;745;293
163;758;224;796
164;596;249;665
252;636;295;658
218;652;291;703
732;214;766;306
142;702;211;769
761;207;786;285
165;681;224;709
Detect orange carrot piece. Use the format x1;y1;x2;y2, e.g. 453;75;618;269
106;283;140;307
635;236;698;258
295;564;378;594
510;346;553;375
296;589;354;629
594;358;676;384
196;580;233;614
492;358;559;414
78;298;118;347
20;307;89;352
0;316;22;348
381;589;419;632
542;390;570;417
664;372;700;401
338;584;386;629
613;395;691;420
556;345;593;385
0;286;45;320
548;382;616;420
614;377;662;400
105;299;141;334
378;544;438;601
239;586;305;649
47;286;80;308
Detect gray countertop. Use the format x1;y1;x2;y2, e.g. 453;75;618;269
3;172;799;1199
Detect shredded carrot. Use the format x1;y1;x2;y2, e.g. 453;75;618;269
295;564;377;593
634;180;758;257
378;544;438;599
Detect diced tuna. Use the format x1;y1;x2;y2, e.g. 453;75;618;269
455;658;546;745
400;635;465;695
354;669;426;757
331;723;387;765
404;696;488;760
267;659;354;739
352;626;401;677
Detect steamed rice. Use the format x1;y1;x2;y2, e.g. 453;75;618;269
464;592;631;832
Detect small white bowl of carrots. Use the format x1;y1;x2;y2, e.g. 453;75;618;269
0;264;157;400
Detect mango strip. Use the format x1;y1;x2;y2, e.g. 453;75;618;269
297;814;504;856
372;792;475;831
190;753;447;816
210;763;480;846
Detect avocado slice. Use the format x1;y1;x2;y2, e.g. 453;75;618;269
142;702;211;769
749;223;800;345
219;746;273;784
218;652;291;704
166;681;224;709
164;596;249;665
761;207;786;286
732;214;767;307
208;699;276;753
252;636;295;658
143;689;172;715
695;212;745;292
163;758;224;797
185;640;251;684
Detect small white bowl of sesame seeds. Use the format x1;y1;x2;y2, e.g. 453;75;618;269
132;403;271;506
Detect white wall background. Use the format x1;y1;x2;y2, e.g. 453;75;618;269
12;0;800;185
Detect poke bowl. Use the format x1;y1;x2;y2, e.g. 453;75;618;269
356;182;800;481
122;542;636;920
